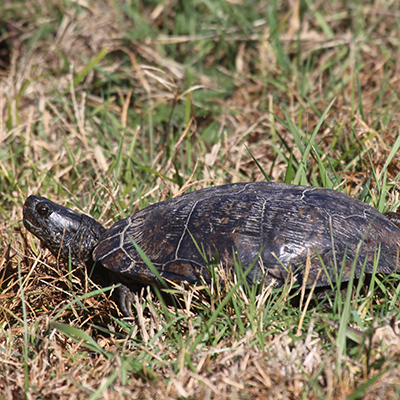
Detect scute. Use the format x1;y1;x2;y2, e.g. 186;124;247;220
93;182;400;287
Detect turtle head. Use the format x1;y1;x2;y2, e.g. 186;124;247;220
23;195;106;264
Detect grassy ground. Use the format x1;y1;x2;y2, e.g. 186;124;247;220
1;0;400;398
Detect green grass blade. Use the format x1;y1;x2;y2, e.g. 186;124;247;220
130;239;168;288
73;47;109;87
51;286;116;322
50;322;111;358
294;98;336;185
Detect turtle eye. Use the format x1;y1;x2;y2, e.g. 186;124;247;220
36;202;50;216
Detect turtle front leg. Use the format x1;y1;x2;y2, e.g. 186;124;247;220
119;284;135;317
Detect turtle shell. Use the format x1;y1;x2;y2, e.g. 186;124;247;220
92;182;400;287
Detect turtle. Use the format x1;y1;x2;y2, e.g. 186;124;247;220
23;182;400;316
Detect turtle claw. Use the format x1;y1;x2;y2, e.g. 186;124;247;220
119;285;135;317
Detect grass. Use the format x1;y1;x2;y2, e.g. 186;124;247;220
1;0;400;398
